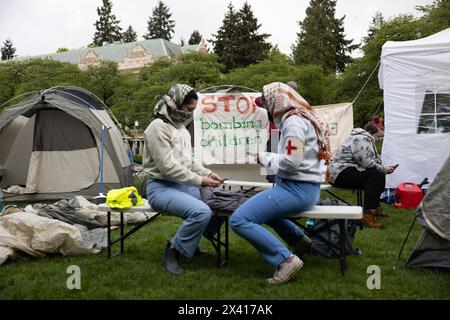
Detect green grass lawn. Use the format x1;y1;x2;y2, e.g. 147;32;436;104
0;190;449;300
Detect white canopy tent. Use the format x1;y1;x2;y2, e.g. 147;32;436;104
378;28;450;189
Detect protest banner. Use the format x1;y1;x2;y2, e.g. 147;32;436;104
194;92;269;165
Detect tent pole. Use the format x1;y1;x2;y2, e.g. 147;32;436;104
394;215;417;270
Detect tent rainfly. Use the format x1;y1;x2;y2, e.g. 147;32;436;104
406;154;450;271
0;87;133;202
378;28;450;189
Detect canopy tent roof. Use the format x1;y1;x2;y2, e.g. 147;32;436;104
378;28;450;189
379;28;450;88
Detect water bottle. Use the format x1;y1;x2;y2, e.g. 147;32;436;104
306;218;315;229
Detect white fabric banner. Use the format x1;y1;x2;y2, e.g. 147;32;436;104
194;92;269;165
313;103;354;155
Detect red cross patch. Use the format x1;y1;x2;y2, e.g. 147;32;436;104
284;138;303;159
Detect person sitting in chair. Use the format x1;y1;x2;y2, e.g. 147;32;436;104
329;122;396;228
143;84;222;275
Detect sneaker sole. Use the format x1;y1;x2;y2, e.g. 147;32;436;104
267;258;304;285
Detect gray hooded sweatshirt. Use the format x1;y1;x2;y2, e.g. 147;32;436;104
143;104;212;186
329;128;387;183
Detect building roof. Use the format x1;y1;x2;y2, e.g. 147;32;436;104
10;38;202;64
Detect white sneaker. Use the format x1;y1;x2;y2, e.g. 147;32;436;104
267;255;303;285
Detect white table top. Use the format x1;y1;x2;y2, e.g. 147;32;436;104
223;180;337;190
289;205;363;220
97;199;155;213
223;180;273;189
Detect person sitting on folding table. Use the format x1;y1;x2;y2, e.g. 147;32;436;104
230;82;331;285
143;84;223;275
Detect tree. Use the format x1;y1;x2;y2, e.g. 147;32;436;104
335;14;422;126
86;60;120;105
0;59;88;106
1;39;17;61
92;0;123;46
112;53;223;127
292;0;357;73
188;30;203;45
179;38;186;46
363;11;385;44
234;2;271;68
224;51;332;106
416;0;450;35
211;3;240;71
57;47;69;53
122;25;138;43
211;2;271;71
334;15;359;73
143;1;175;40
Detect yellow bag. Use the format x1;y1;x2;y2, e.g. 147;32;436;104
106;187;144;210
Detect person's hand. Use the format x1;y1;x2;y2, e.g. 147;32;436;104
246;152;260;164
385;165;396;174
208;172;222;183
201;176;221;187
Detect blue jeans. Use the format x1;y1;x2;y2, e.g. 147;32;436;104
230;176;320;268
147;178;217;258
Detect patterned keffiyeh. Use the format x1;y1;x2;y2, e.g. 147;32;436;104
262;82;332;178
153;84;195;124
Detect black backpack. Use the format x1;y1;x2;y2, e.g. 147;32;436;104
305;199;363;258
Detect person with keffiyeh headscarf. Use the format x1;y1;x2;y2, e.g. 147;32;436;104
230;82;330;285
143;84;223;275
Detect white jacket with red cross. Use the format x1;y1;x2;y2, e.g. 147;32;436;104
258;115;324;183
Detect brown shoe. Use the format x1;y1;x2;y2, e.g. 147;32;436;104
362;210;384;228
374;206;389;218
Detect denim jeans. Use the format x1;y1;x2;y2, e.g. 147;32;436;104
230;176;320;268
146;178;219;258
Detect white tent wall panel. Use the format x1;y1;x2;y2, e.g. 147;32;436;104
379;28;450;188
93;136;120;184
0;115;29;169
91;109;131;168
1;115;35;188
26;148;100;193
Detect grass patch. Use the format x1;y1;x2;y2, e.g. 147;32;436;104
0;190;449;300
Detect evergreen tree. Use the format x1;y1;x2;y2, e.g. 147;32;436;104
188;30;203;45
143;1;175;40
334;15;359;72
1;39;16;60
211;2;271;71
234;2;271;68
292;0;357;73
92;0;123;46
180;38;186;46
211;3;240;71
122;25;138;43
363;11;384;44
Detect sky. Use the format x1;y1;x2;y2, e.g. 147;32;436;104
0;0;435;58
